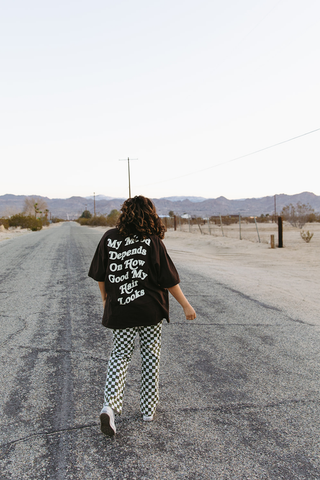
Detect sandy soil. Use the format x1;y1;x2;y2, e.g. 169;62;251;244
163;222;320;327
0;225;33;242
0;223;62;242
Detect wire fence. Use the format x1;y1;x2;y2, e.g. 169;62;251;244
163;215;287;244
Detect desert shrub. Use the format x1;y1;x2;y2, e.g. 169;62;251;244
256;214;270;223
8;214;42;231
162;216;175;229
77;211;119;227
41;217;50;227
179;216;190;225
90;215;108;226
77;217;90;226
306;213;320;223
281;202;315;228
221;215;238;225
51;217;64;223
309;213;316;222
193;216;205;225
8;214;26;228
106;210;120;226
30;219;43;231
0;218;10;229
208;215;236;225
300;230;314;243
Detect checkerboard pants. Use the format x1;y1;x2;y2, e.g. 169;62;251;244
103;322;162;416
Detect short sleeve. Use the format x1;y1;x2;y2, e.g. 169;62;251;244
157;239;180;288
88;234;108;282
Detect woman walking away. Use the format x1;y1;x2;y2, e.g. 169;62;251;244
88;195;196;436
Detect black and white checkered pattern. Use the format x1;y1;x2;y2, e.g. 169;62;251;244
103;322;162;416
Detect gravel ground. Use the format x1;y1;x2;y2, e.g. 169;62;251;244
0;222;319;480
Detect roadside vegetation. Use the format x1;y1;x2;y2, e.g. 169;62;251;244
0;196;64;231
280;202;317;228
76;209;120;227
1;199;318;240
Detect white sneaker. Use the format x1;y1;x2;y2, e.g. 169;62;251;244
143;414;154;422
100;406;116;436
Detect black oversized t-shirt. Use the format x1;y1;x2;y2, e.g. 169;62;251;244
88;228;180;329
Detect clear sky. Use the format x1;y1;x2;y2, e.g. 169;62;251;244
1;0;320;200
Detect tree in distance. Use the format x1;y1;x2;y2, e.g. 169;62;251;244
23;196;48;217
77;209;120;227
0;196;50;231
281;202;315;229
80;210;92;219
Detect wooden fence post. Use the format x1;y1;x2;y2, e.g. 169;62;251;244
270;235;275;249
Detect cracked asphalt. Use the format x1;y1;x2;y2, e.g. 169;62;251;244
0;222;319;479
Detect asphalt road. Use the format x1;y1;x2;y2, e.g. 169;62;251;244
0;222;319;480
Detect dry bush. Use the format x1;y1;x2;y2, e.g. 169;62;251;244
300;230;314;243
281;202;315;228
0;218;10;229
23;196;48;216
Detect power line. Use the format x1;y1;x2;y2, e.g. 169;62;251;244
137;127;320;188
236;0;284;48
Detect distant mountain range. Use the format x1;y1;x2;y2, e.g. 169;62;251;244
1;192;319;219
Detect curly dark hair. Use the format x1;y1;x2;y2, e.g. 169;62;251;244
116;195;165;239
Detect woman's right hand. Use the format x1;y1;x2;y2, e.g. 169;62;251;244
183;304;196;320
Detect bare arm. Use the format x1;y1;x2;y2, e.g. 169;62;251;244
98;281;107;308
168;284;196;320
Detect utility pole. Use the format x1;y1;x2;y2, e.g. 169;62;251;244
274;194;277;223
93;192;96;216
278;216;283;248
119;158;138;198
